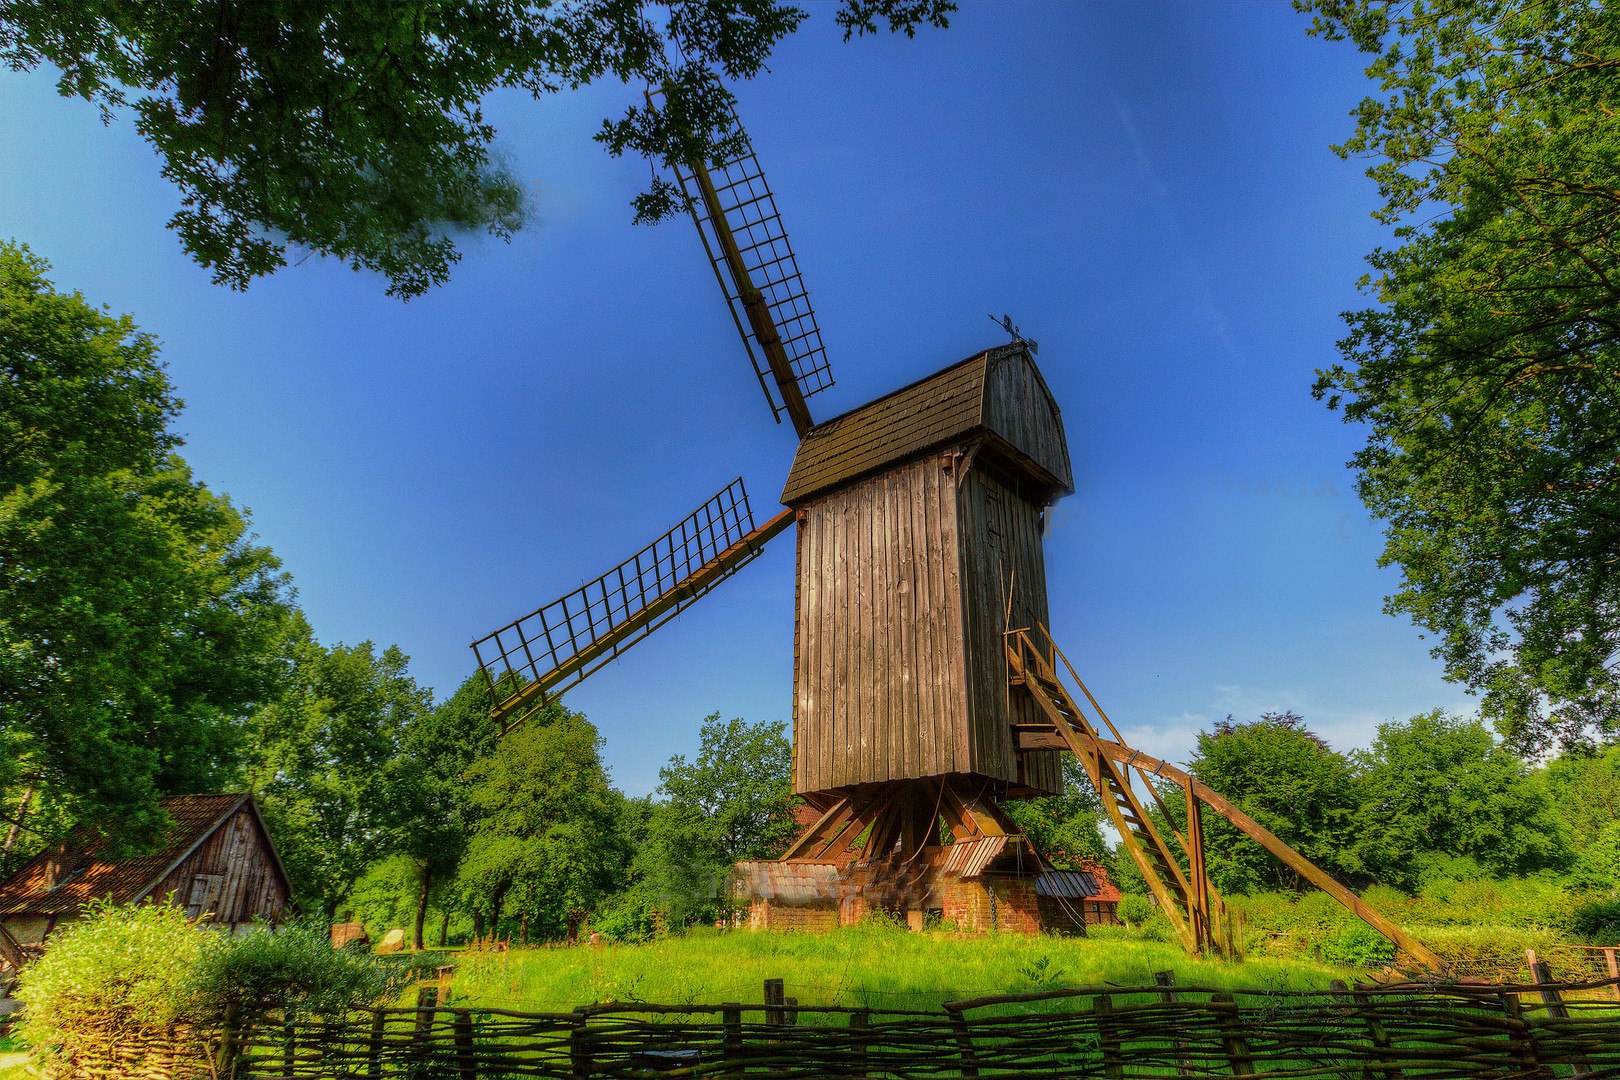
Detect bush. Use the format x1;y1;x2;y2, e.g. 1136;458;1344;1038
188;919;407;1027
1116;895;1152;927
15;899;205;1079
1571;897;1620;941
1321;923;1396;966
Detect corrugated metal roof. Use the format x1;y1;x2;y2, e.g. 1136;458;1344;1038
781;344;1070;506
941;836;1007;879
0;793;247;917
1035;870;1101;899
733;861;841;906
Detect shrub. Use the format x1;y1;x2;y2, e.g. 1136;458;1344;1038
1571;897;1620;941
15;898;206;1079
1321;923;1396;966
1117;895;1152;927
188;919;405;1027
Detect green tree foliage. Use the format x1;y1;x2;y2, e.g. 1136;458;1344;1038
0;243;290;847
392;671;498;947
1353;710;1569;888
242;613;434;918
1182;712;1364;894
1001;756;1108;869
1540;742;1620;852
0;0;951;298
1300;0;1620;753
455;702;629;941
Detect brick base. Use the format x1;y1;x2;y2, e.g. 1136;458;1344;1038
938;875;1040;934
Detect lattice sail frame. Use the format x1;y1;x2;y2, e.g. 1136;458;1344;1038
670;102;833;425
472;479;786;729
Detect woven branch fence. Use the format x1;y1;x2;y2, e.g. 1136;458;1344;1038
231;980;1620;1080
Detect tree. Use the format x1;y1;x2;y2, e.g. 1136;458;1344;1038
1181;712;1364;894
1537;741;1618;866
392;672;498;948
0;242;291;848
1300;0;1620;753
242;614;434;918
454;702;628;942
1353;710;1569;888
629;714;797;926
0;0;951;298
1001;756;1108;870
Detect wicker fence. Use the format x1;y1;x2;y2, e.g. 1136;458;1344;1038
233;979;1620;1080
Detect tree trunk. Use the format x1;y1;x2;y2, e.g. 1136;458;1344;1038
490;884;507;939
438;906;450;947
472;911;486;940
3;785;34;857
413;863;433;951
519;913;528;945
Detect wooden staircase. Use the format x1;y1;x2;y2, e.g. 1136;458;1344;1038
1005;624;1446;972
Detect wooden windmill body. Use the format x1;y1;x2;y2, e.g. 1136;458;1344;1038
471;94;1447;967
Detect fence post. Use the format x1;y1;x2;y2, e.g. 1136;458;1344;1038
1530;960;1590;1077
1210;992;1254;1077
944;1004;980;1078
1605;948;1620;1003
571;1006;592;1080
722;1003;743;1080
366;1009;386;1080
454;1009;478;1080
281;1014;296;1079
412;986;438;1068
850;1008;870;1080
1155;970;1190;1077
1349;987;1401;1080
1095;994;1125;1080
1498;991;1540;1076
764;979;785;1075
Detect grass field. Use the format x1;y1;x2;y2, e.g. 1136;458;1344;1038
441;922;1345;1014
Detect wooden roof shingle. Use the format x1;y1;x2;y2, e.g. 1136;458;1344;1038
780;344;1072;506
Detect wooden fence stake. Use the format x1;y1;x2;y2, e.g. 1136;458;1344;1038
1530;959;1590;1077
850;1008;871;1080
1155;970;1190;1077
1095;994;1125;1080
1350;987;1401;1080
764;979;786;1074
281;1016;295;1079
453;1009;478;1080
944;1004;981;1077
722;1003;743;1080
571;1006;592;1080
1498;991;1540;1077
1211;992;1254;1077
366;1009;385;1080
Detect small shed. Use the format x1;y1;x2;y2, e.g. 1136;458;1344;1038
0;792;295;946
1036;863;1122;934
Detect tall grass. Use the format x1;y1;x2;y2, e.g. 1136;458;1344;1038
443;922;1341;1013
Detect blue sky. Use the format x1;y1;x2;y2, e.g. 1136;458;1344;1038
0;3;1473;796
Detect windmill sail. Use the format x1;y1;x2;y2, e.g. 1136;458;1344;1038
669;100;833;438
471;479;792;730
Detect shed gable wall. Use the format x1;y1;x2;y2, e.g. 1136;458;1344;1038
982;348;1073;494
151;807;289;926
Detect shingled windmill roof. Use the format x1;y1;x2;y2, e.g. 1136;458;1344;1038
780;344;1073;506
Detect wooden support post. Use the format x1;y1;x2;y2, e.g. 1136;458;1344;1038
1095;994;1125;1080
1498;991;1541;1077
412;986;438;1067
850;1008;871;1080
453;1010;478;1080
281;1016;296;1079
366;1009;386;1080
570;1006;592;1080
1530;960;1589;1076
764;979;785;1074
722;1003;743;1080
1605;948;1620;1002
1211;992;1254;1077
1155;970;1190;1077
944;1004;980;1078
1351;988;1401;1080
1185;785;1209;950
784;996;799;1027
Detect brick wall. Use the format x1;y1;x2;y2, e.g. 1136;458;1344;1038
938;876;1040;934
749;899;840;932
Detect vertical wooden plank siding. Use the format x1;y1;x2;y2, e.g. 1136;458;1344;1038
792;514;806;794
792;456;969;794
981;350;1073;493
956;467;1062;795
151;808;290;927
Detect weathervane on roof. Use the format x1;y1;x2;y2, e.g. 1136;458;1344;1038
989;313;1038;355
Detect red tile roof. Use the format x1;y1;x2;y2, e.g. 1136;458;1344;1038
0;793;248;917
1078;861;1122;904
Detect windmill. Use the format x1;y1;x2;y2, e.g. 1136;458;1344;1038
470;98;1444;970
